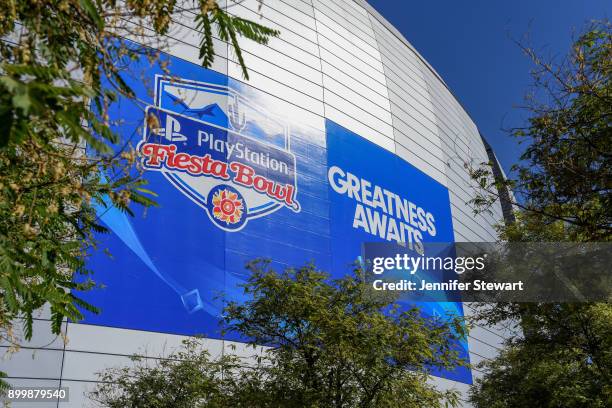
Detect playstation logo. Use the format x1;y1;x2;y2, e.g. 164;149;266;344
154;114;187;142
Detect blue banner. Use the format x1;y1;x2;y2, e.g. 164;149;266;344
82;45;471;383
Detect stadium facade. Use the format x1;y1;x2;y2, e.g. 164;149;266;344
1;1;509;406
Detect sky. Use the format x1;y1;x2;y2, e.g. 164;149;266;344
367;0;610;175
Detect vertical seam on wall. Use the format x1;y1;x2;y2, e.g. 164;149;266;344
420;66;453;187
366;12;396;141
364;11;396;151
310;0;327;119
56;321;68;408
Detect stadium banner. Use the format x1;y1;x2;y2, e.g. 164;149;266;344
82;44;471;383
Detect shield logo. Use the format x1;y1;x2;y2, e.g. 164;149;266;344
137;76;300;231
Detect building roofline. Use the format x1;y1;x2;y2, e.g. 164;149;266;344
354;0;449;88
356;0;492;149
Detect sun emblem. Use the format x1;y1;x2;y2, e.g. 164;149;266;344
211;188;244;224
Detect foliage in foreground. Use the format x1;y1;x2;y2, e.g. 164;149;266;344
469;303;612;408
468;20;612;408
468;20;611;241
92;338;241;408
92;261;467;408
0;0;278;344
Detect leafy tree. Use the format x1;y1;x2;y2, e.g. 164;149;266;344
90;338;245;408
469;302;611;408
0;0;277;354
467;20;612;408
468;20;611;241
92;261;468;408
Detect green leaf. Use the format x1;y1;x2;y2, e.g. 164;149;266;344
12;90;31;113
79;0;103;29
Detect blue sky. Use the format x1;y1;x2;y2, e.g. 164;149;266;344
367;0;610;174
